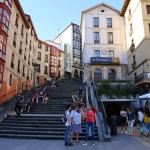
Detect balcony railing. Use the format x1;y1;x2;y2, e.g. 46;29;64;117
128;14;131;21
135;72;150;85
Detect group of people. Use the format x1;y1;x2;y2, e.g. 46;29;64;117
120;106;150;137
64;87;98;146
14;91;49;118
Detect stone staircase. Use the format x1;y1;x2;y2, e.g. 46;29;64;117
0;78;99;140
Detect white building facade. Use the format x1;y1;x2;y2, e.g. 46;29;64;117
120;0;150;94
81;3;128;83
53;23;82;78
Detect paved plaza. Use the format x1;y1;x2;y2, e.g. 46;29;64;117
0;127;150;150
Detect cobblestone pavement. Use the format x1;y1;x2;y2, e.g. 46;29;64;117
0;127;150;150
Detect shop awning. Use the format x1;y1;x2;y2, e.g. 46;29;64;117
139;93;150;99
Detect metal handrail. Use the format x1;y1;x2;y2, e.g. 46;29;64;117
91;80;110;136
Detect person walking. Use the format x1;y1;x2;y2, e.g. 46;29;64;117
83;104;97;146
120;107;128;134
126;108;135;135
138;108;145;136
64;104;73;146
70;106;82;143
14;93;24;118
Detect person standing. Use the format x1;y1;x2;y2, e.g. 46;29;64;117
14;93;24;118
144;108;150;137
138;108;145;136
64;104;73;146
126;108;135;135
83;104;97;146
120;107;128;134
70;106;82;143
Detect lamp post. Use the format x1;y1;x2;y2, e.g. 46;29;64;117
32;62;38;91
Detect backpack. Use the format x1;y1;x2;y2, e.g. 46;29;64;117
62;111;67;123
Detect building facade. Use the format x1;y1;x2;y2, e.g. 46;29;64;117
53;23;82;78
120;0;150;94
81;3;128;84
0;0;64;102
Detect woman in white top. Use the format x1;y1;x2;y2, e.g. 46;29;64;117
70;106;82;143
120;107;128;134
138;108;145;135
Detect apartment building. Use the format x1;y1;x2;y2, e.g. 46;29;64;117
81;3;128;84
0;0;64;102
120;0;150;94
54;23;82;78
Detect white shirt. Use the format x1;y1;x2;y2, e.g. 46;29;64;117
71;111;82;125
120;110;126;117
138;111;143;122
65;110;70;126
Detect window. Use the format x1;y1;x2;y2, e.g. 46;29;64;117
44;54;48;62
58;52;61;57
0;7;10;34
19;41;22;55
58;60;61;67
22;65;25;77
94;32;99;43
28;54;30;65
17;59;20;73
73;48;80;57
13;32;17;47
24;48;27;60
129;23;133;36
146;5;150;14
37;64;40;73
93;17;99;27
45;46;48;51
94;50;100;57
0;34;7;61
37;52;41;61
107;18;112;28
38;43;42;48
108;50;114;58
9;74;12;86
21;24;24;37
108;32;113;44
26;33;28;44
149;24;150;32
10;53;14;68
44;66;47;74
15;13;19;28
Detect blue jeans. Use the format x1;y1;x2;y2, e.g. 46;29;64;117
145;123;150;134
85;122;95;143
64;125;71;144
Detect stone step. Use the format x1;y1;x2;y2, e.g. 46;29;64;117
0;134;99;140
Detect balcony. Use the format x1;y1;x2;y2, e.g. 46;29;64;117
37;57;41;61
13;41;16;48
131;61;136;69
91;57;120;65
130;43;135;52
128;14;132;21
24;55;26;61
135;72;150;86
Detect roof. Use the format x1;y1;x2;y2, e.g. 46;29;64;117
120;0;130;16
82;3;120;14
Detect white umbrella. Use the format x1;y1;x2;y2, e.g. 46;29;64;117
139;93;150;99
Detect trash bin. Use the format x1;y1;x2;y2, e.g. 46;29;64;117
110;115;117;135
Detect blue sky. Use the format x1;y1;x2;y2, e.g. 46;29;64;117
19;0;124;41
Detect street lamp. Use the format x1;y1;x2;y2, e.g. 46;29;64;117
32;62;38;90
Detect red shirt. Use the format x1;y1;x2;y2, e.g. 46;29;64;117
86;110;95;123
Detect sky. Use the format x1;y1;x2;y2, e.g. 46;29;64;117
19;0;124;41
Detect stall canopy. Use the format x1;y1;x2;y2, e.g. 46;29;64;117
139;93;150;99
